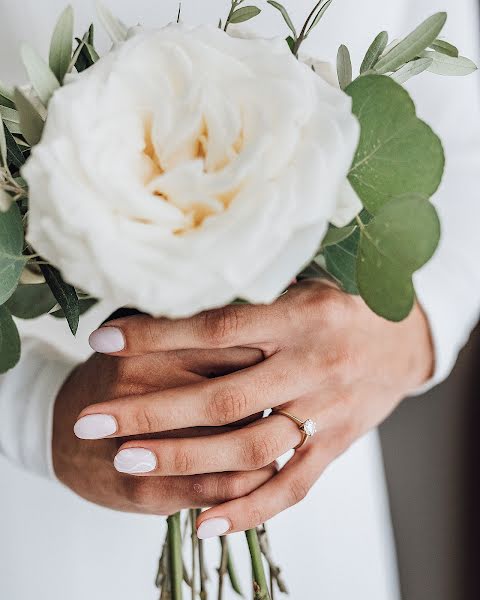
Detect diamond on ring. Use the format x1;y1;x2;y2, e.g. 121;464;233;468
301;419;317;437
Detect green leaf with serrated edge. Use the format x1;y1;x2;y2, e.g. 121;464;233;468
360;31;388;74
430;39;458;57
21;44;59;106
0;114;7;166
267;1;297;37
346;75;444;214
337;44;352;90
14;88;44;146
49;5;74;83
51;297;98;319
357;194;440;321
40;264;79;334
0;204;27;305
321;225;356;248
307;0;333;35
324;228;360;294
0;306;20;373
229;6;261;24
421;51;477;76
96;1;128;43
6;283;57;319
375;12;447;74
4;125;25;169
390;57;432;84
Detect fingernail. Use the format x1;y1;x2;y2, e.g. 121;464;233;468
89;327;125;353
74;414;118;440
197;518;231;540
114;449;157;474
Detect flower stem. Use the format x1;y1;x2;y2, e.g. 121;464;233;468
190;510;198;600
217;537;229;600
168;512;184;600
245;529;271;600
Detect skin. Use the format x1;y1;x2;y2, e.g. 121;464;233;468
64;279;433;533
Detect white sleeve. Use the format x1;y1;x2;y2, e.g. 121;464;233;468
403;0;480;391
0;339;76;479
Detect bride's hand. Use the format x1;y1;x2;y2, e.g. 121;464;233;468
75;280;433;535
53;346;275;515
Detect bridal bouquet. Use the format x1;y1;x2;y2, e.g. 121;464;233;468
0;1;476;597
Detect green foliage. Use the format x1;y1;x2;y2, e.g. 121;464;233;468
421;51;477;76
21;44;60;107
323;228;360;294
336;44;352;89
6;283;57;319
0;306;20;373
49;5;74;83
229;6;261;24
51;297;98;319
321;225;356;248
390;57;432;84
14;88;44;146
74;25;99;73
429;39;458;57
96;1;128;43
40;264;80;334
346;75;444;214
267;1;297;37
3;124;25;170
0;204;27;305
360;31;388;74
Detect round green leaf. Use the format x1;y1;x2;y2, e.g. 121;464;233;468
346;75;445;215
324;228;360;294
0;306;21;373
0;203;27;305
6;283;57;319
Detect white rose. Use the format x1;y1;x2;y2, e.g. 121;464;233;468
25;24;360;318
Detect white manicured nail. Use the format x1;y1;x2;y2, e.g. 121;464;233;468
114;449;157;474
74;414;118;439
89;327;125;353
197;518;230;540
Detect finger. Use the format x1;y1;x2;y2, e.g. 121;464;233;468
75;355;313;438
113;414;302;476
195;445;325;536
126;464;277;515
88;302;291;356
177;347;264;378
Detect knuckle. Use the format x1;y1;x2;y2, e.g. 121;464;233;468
286;477;311;507
243;434;280;470
132;405;160;434
247;506;265;527
207;384;249;425
173;449;196;475
201;306;241;346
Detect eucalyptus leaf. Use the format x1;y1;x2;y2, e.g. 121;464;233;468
0;203;27;305
336;44;352;89
357;194;440;321
390;57;432;84
360;31;388;74
0;306;21;373
40;264;79;334
346;75;444;214
429;39;458;57
51;297;98;319
267;1;297;37
323;228;360;294
96;1;129;43
421;51;477;76
307;0;333;35
4;125;25;169
49;5;74;83
321;225;356;248
21;44;60;106
6;283;57;319
375;12;447;74
14;88;44;146
229;6;261;24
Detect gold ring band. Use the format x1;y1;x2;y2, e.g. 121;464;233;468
272;410;317;450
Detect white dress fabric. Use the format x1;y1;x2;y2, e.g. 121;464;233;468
0;1;479;598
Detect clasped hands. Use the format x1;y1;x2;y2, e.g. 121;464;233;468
53;280;433;538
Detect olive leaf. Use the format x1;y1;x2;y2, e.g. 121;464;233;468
336;44;352;89
346;75;444;214
421;51;477;76
229;6;261;24
0;114;7;166
21;44;60;106
14;88;44;146
357;194;440;321
40;264;80;334
0;203;27;305
375;12;447;74
267;1;297;37
429;39;458;57
306;0;333;36
96;1;128;43
51;297;98;319
0;306;21;373
49;5;74;83
390;57;432;84
360;31;388;74
6;283;57;319
3;124;25;169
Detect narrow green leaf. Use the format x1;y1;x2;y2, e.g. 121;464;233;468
337;44;352;89
4;125;25;169
286;35;295;53
267;1;297;37
51;297;97;319
229;6;261;24
307;0;333;35
49;5;74;83
421;51;477;76
0;114;7;166
96;1;128;43
0;306;21;373
6;283;57;319
0;203;27;305
0;81;15;109
390;57;433;84
346;75;444;214
323;228;360;294
0;106;19;124
360;31;388;73
40;264;79;334
375;12;447;74
321;225;356;248
429;39;458;57
14;88;44;146
21;44;60;106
